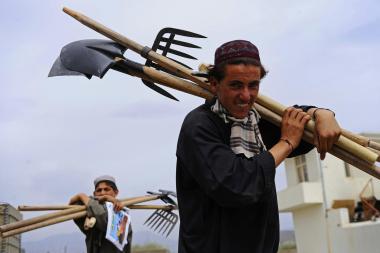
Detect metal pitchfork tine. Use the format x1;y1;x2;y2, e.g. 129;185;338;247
158;209;177;232
160;211;178;236
144;209;178;237
150;27;206;62
152;210;171;231
142;28;206;100
143;189;179;237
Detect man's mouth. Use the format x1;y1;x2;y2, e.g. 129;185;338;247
237;103;250;108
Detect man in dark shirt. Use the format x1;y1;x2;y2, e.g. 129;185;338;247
69;175;132;253
176;40;340;253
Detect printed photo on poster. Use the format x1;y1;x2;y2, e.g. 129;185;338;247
105;202;131;250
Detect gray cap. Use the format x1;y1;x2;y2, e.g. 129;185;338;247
94;175;116;187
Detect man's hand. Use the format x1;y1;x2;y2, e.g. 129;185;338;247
69;193;90;206
281;107;311;149
270;107;310;167
309;108;341;160
95;195;123;212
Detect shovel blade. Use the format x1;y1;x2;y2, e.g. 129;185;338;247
49;39;126;79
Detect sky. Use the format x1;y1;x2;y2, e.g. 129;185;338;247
1;0;380;243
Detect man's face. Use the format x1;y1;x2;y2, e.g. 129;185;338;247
94;182;118;198
211;64;261;119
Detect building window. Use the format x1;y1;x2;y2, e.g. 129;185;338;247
295;155;309;182
344;162;351;177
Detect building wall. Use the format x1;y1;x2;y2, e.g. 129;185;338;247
0;204;22;253
280;132;380;253
292;204;328;253
327;208;380;253
284;149;320;187
321;154;370;206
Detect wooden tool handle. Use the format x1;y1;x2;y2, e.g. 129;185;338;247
1;195;163;238
18;204;176;211
255;93;379;164
254;103;380;179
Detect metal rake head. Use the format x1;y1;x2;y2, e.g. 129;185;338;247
143;209;178;237
146;189;177;206
141;27;206;101
147;27;206;71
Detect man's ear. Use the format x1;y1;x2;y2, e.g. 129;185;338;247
115;189;119;196
209;77;218;95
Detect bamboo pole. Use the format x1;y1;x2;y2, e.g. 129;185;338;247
341;129;380;152
0;205;84;233
18;204;176;211
341;129;370;147
370;140;380;151
255;93;379;163
1;196;143;233
254;104;380;179
18;205;80;211
1;210;87;238
113;58;213;99
62;6;379;164
123;58;380;168
1;195;161;238
137;63;380;165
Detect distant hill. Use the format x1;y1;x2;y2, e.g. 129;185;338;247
23;229;295;253
23;230;177;253
23;232;86;253
280;230;295;243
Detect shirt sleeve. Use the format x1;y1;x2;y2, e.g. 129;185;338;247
72;200;87;234
73;215;86;234
125;224;133;253
177;111;276;208
86;198;108;231
259;118;315;158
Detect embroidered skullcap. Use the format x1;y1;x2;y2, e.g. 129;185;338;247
214;40;261;66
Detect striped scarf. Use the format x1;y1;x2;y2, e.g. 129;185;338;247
211;99;266;158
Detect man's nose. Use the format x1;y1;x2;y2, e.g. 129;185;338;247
239;87;251;102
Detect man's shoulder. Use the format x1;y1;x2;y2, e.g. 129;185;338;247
182;102;221;131
184;103;211;121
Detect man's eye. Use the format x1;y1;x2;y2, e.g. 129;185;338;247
229;83;241;89
249;82;260;89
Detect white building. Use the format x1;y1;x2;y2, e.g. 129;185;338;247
278;133;380;253
0;203;22;253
